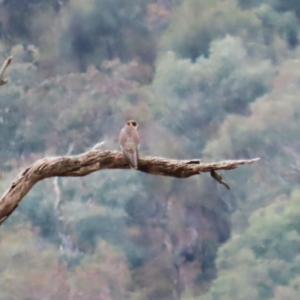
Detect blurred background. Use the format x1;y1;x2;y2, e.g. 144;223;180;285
0;0;300;299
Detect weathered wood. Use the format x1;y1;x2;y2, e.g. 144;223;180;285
0;56;12;86
0;147;260;226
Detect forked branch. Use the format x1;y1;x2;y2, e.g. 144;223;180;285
0;148;260;226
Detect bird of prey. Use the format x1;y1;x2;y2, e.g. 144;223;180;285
119;120;140;169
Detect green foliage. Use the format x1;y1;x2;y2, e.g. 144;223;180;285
0;224;69;300
2;0;64;39
255;4;299;48
59;0;156;70
1;0;300;298
202;58;300;229
199;190;300;300
160;0;261;60
238;0;300;14
154;36;273;155
0;223;136;300
70;240;133;299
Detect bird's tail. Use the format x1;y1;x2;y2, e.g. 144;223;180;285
123;150;138;169
131;150;138;169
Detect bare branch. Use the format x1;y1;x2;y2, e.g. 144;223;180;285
0;56;12;86
0;148;260;226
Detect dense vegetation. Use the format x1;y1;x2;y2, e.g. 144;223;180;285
0;0;300;299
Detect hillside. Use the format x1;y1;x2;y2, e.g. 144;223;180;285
0;0;300;299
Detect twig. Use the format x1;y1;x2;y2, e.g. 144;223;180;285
0;56;12;86
210;170;230;190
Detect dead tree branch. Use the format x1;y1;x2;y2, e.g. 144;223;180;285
0;56;12;86
0;147;259;226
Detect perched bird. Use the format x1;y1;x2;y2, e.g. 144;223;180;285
119;120;140;169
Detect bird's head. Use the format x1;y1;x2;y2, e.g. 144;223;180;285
127;120;138;128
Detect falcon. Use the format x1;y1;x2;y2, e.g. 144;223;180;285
119;120;140;169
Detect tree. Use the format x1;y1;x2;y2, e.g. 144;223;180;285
198;189;300;300
153;36;273;157
58;0;157;71
160;0;261;60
